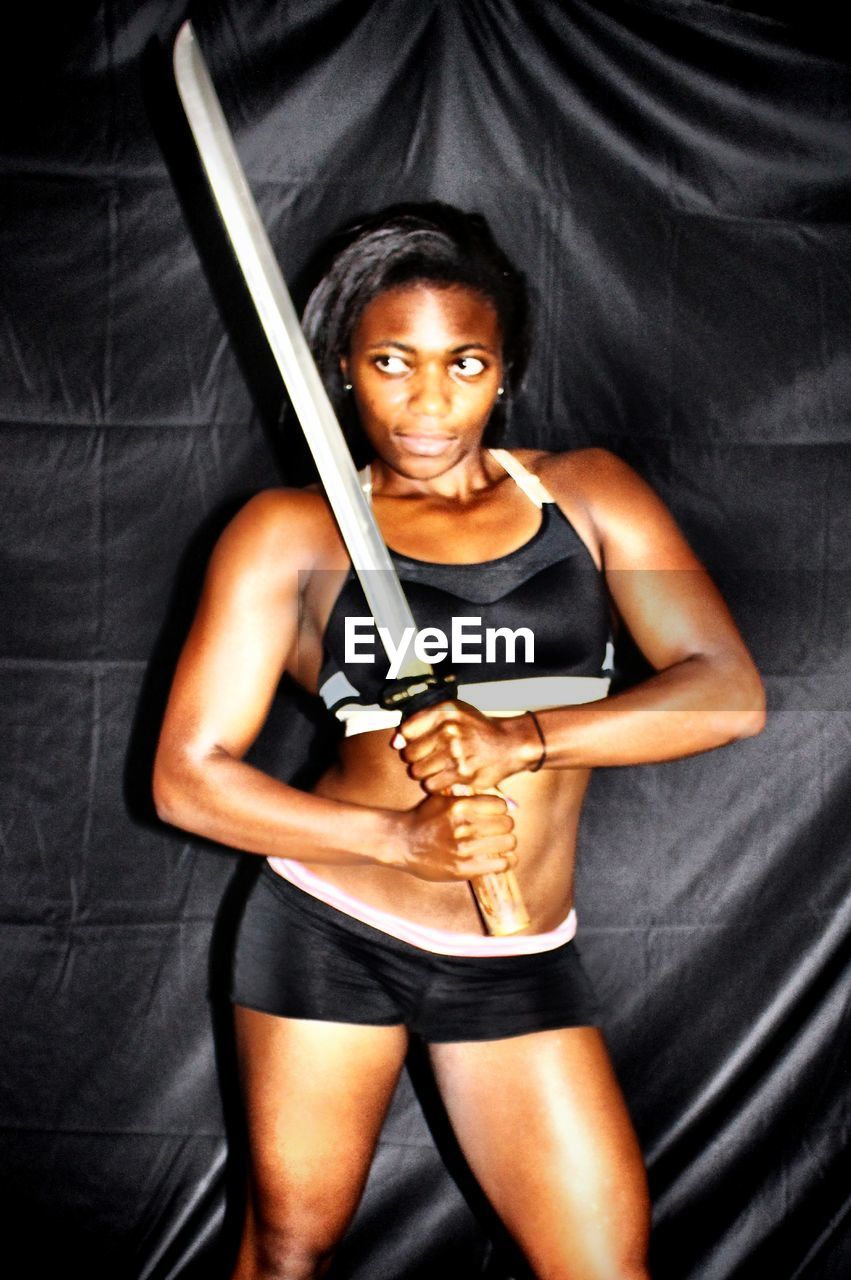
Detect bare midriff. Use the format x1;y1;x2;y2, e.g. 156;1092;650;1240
307;727;591;936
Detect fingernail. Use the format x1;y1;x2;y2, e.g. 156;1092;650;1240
391;732;406;749
504;794;518;811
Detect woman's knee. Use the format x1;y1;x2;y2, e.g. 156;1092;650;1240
260;1234;330;1280
232;1198;341;1280
236;1225;334;1280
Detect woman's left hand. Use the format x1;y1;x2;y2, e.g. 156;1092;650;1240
395;700;537;792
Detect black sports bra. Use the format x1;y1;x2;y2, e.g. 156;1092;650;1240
317;451;612;735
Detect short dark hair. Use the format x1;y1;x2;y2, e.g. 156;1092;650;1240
301;202;530;454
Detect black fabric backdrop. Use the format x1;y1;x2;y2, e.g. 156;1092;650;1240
1;2;849;1277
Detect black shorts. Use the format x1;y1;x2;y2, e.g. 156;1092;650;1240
230;864;600;1043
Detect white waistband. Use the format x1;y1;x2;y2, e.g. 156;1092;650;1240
266;857;577;957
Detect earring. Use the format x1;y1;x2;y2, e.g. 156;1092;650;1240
497;386;505;397
344;382;353;392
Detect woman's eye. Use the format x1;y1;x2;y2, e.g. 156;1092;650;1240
374;355;409;375
453;356;486;378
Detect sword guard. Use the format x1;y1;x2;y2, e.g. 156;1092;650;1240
379;672;458;720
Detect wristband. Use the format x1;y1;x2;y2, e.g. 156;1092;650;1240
526;710;547;772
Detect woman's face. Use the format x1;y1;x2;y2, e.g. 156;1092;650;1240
343;283;504;477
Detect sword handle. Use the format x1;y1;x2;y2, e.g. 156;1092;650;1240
471;870;531;936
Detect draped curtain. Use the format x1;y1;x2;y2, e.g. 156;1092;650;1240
1;2;848;1276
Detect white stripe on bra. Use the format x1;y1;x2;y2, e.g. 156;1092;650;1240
330;673;610;737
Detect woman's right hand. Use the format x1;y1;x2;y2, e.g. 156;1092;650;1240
396;792;517;882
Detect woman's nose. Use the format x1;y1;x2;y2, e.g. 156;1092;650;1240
410;364;451;415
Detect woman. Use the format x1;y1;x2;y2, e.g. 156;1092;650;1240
153;204;764;1280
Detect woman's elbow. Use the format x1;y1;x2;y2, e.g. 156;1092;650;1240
732;704;766;741
152;758;178;826
152;743;199;827
728;663;767;741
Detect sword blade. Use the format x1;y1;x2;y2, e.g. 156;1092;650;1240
172;20;428;679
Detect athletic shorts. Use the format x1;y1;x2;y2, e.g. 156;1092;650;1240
230;863;600;1043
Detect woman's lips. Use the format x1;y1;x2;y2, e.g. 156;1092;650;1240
395;433;454;456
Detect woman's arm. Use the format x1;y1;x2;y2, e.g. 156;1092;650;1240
399;449;765;789
152;490;515;880
530;447;765;767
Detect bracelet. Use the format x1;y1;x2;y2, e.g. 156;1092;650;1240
525;710;547;772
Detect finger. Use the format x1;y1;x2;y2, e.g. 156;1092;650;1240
409;749;473;785
456;814;515;842
419;768;466;794
407;744;454;780
455;860;517;882
456;835;518;868
405;732;472;776
419;762;486;793
450;808;514;843
401;733;444;764
400;700;461;743
451;794;509;819
444;723;468;763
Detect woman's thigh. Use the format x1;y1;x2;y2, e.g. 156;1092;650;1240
233;1005;409;1256
429;1027;650;1280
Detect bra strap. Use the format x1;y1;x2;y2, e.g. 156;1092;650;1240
488;448;555;508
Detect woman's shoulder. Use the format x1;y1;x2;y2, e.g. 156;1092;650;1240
508;446;643;514
233;483;335;525
519;447;699;569
512;446;634;488
212;486;344;578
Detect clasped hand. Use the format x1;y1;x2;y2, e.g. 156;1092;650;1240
395;699;524;793
393;701;530;882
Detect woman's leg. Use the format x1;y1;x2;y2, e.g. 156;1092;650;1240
429;1027;650;1280
231;1005;409;1280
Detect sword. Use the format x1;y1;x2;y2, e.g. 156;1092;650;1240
172;20;529;935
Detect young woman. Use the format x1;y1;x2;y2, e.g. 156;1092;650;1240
153;205;765;1280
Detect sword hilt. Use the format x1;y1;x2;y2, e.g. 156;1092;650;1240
379;671;458;715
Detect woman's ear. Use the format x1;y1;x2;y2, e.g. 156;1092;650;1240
339;356;349;383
